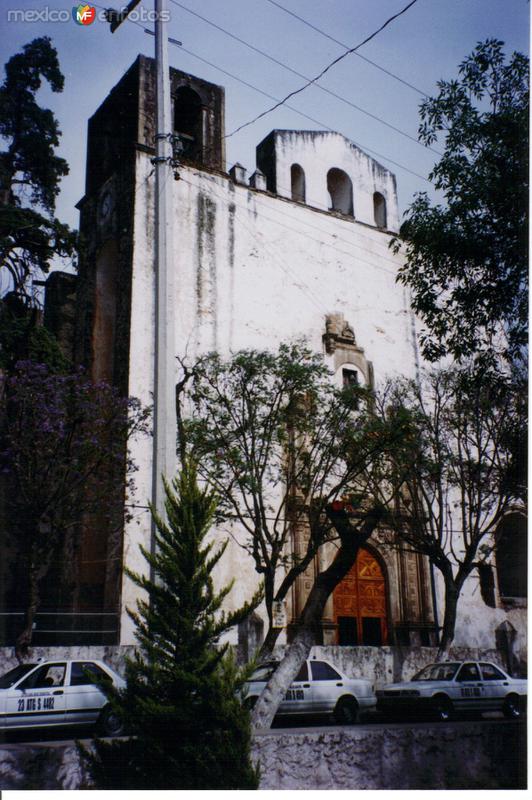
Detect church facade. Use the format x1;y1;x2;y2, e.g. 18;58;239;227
69;55;525;665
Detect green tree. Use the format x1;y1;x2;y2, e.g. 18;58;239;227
186;342;391;657
2;361;150;658
395;39;528;365
184;342;408;730
371;366;526;656
83;463;261;790
0;37;76;300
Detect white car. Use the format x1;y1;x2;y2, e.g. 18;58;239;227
0;659;126;735
376;660;527;721
244;657;376;724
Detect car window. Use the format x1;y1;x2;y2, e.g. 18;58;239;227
480;663;506;681
294;662;308;682
412;663;460;681
0;664;36;689
70;662;112;687
19;663;66;690
311;661;341;681
456;663;481;682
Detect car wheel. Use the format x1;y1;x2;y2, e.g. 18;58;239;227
98;705;125;737
432;695;453;722
333;696;360;725
503;694;523;719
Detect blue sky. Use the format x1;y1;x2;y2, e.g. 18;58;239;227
0;0;529;230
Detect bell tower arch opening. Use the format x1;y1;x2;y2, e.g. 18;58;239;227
332;545;389;645
327;168;354;216
174;86;204;164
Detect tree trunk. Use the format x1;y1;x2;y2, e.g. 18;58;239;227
259;624;283;660
15;565;42;662
250;505;384;731
436;579;460;660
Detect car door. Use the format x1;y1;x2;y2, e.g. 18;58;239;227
280;661;312;714
64;662;109;726
479;662;511;711
454;662;485;711
5;663;67;729
309;660;344;713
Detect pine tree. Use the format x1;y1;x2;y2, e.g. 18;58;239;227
83;463;262;789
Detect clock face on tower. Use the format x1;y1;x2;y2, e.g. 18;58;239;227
98;189;114;224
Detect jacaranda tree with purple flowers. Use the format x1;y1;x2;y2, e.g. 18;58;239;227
1;360;150;659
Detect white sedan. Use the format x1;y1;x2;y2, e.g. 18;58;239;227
0;659;125;735
244;657;376;724
376;660;527;721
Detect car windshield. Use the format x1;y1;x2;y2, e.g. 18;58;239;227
411;663;460;682
249;663;278;682
0;664;36;689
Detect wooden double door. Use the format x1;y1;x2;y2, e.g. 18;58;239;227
333;547;388;646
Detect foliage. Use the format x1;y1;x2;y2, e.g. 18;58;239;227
0;294;70;372
83;463;261;790
1;360;151;656
0;37;76;299
185;341;410;654
372;366;526;652
394;39;528;365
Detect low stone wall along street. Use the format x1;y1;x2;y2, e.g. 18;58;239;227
0;721;526;790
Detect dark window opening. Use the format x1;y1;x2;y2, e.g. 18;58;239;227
327;168;354;216
311;661;341;681
496;513;527;599
362;617;382;646
174;86;203;163
338;616;358;646
456;663;481;682
342;368;359;389
373;192;387;228
478;563;496;607
294;662;308;682
291;163;306;203
70;661;111;687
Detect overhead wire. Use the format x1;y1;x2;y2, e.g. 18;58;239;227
171;44;430;183
95;2;431;183
224;0;421;137
178;172;403;281
263;0;430;97
167;0;440;156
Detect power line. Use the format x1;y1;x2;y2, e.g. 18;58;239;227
95;3;430;182
263;0;430;97
168;0;439;156
226;0;420;137
175;45;430;183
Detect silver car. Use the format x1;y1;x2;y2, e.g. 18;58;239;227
376;660;527;721
244;657;376;724
0;659;126;735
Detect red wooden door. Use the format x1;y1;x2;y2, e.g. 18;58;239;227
333;547;388;645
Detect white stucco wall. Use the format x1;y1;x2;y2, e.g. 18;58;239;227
264;130;399;231
119;133;525;659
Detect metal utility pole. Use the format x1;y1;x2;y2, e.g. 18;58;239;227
152;0;177;520
108;0;176;524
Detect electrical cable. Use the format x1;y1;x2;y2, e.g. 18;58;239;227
224;0;420;137
167;0;439;156
263;0;430;97
175;45;430;183
96;3;431;182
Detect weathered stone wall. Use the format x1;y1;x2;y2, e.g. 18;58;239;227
0;643;515;685
253;722;525;790
0;721;525;790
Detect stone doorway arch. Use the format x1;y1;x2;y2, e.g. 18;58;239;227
333;545;389;645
